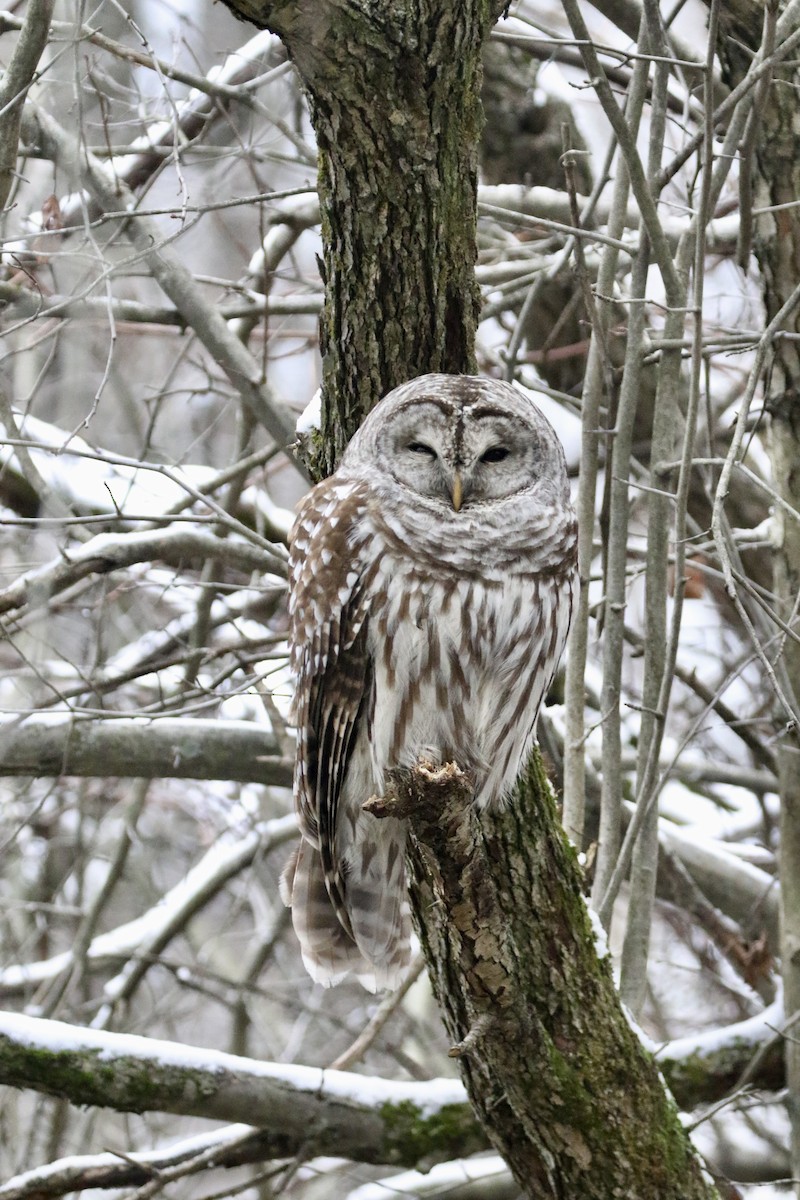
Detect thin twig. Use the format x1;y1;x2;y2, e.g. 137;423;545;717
328;955;426;1071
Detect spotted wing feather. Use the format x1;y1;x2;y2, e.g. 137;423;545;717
284;479;397;985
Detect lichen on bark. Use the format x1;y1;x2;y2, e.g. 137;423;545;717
399;755;717;1198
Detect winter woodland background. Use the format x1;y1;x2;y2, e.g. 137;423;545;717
0;0;794;1196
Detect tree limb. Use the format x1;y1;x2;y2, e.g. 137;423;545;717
0;1000;788;1200
658;999;787;1110
0;1013;485;1168
390;758;717;1197
0;525;285;618
0;716;292;784
0;815;298;997
0;1126;288;1200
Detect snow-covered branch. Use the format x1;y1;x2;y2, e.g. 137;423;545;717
0;526;285;618
659;821;780;953
0;410;295;545
658;1000;786;1110
0;1125;279;1200
7;28;294;245
0;1013;483;1168
344;1155;515;1200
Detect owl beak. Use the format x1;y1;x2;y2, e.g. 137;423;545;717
450;471;463;512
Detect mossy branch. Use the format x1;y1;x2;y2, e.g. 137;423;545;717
0;1012;486;1169
0;993;784;1198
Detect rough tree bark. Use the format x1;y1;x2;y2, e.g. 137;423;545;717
217;2;720;1195
224;0;489;476
710;3;800;1191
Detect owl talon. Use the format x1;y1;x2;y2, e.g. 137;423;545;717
364;761;474;822
413;759;471;791
363;789;399;819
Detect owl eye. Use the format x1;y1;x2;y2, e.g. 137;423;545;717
407;441;437;457
480;446;509;464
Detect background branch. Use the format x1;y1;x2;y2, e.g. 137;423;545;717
0;716;291;784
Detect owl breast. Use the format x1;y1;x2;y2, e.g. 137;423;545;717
363;525;574;806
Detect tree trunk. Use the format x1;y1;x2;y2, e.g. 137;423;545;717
218;2;720;1194
396;757;715;1197
224;0;489;477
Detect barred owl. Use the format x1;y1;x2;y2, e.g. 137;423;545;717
281;374;577;990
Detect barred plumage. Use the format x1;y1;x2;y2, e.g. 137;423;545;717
281;374;577;990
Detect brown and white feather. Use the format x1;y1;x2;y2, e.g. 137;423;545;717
282;374;577;990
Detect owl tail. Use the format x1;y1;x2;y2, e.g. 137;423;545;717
280;825;411;992
280;841;365;987
342;818;412;992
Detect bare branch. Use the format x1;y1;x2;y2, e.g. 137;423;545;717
0;715;292;784
0;525;285;618
0;0;55;212
0;283;323;326
0;815;298;997
19;103;304;463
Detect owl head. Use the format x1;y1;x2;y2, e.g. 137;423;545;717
340;373;571;514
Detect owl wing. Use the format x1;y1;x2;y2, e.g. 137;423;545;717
288;479;375;927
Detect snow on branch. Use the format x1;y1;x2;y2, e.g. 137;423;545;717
0;814;297;997
344;1153;514;1200
659;820;780;952
0;526;285;618
8;28;294;245
658;999;786;1110
0;1013;483;1169
0;1124;275;1200
0;409;296;554
48;584;284;707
